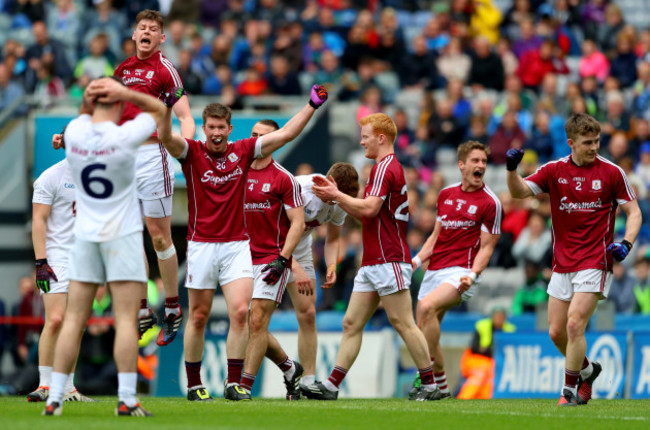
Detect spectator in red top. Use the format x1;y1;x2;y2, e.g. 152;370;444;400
489;110;526;165
517;39;569;91
237;67;268;96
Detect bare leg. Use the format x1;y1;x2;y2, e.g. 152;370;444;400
286;280;317;376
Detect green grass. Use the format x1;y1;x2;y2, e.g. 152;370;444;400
1;397;649;430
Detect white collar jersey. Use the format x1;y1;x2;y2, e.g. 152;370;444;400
297;173;348;241
32;159;76;265
64;113;157;242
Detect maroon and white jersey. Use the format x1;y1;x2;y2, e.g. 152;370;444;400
361;154;411;267
525;155;636;273
245;161;303;265
179;137;262;242
428;183;502;271
114;51;182;129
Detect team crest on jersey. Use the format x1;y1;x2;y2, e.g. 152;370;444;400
468;205;477;214
262;183;271;192
228;153;238;162
146;71;154;79
592;180;601;190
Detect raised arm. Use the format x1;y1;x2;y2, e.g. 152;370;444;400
506;148;535;199
159;104;190;158
258;85;328;158
171;93;196;139
87;77;166;124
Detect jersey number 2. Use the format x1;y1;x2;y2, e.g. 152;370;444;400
395;185;409;222
81;163;114;199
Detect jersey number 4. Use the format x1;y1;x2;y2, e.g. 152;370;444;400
81;163;114;199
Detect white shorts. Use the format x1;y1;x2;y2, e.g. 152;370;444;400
139;195;173;218
136;143;175;201
547;269;612;301
185;240;254;289
419;266;479;302
287;235;315;282
69;232;147;284
353;262;411;297
252;264;290;303
41;264;69;294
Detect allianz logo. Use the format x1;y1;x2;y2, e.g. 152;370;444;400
497;334;623;399
636;346;650;396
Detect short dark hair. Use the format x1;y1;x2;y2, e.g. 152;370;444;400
256;119;280;131
135;9;164;31
202;103;232;125
94;76;127;109
326;162;359;197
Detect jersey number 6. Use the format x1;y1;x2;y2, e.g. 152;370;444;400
81;163;114;199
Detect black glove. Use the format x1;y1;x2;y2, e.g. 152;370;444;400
35;259;58;293
607;240;633;262
505;148;525;171
262;255;289;285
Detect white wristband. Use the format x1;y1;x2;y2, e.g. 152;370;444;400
413;256;422;269
468;272;477;283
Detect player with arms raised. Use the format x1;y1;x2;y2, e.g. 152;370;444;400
409;141;502;400
158;85;328;401
506;113;642;406
303;113;438;401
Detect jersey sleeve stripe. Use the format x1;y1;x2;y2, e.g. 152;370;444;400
369;155;392;196
483;186;503;235
274;163;303;206
597;155;637;201
160;54;182;87
525;180;544;195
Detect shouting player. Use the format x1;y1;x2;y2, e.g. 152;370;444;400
506;113;641;406
303;113;438;401
158;85;328;401
43;77;166;416
409;141;502;400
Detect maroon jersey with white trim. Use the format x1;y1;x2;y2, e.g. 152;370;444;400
428;183;502;270
525;155;636;273
114;51;182;129
361;154;411;267
180;138;258;242
245;161;303;265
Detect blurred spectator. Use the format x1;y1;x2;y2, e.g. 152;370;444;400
11;0;45;22
375;29;405;69
267;54;301;95
597;3;625;58
468;36;504;92
73;33;114;81
294;162;314;176
467;115;489;145
630;118;650;160
237;67;267;96
519;149;540;177
356;85;382;123
45;0;82;68
580;75;601;118
314;50;343;90
488;109;526;164
609;33;638;89
177;49;203;95
501;0;533;42
437;36;471;83
422;16;449;54
399;35;440;90
526;110;555;163
122;0;161;24
202;63;232;95
220;84;244;110
601;131;629;165
581;0;607;43
609;261;637;314
618;157;647;202
635;142;650;187
270;21;303;73
253;0;285;29
426;98;464;149
32;60;65;108
81;0;125;61
601;91;632;146
516;38;568;91
393;108;416;166
220;0;252;33
468;0;503;45
161;19;187;66
446;77;472;129
167;0;200;23
579;39;610;84
511;15;543;60
0;62;27;115
303;31;326;73
496;36;519;77
25;20;72;86
632;257;650;314
116;37;136;65
14;276;43;367
199;0;228;27
342;25;372;71
511;261;548;315
538;73;566;115
512;211;552;267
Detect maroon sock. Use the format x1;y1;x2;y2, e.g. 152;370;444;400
419;366;434;386
140;299;148;309
240;372;255;391
581;357;590;370
185;361;202;388
276;356;293;372
165;296;180;309
227;359;244;384
565;369;580;388
327;366;348;389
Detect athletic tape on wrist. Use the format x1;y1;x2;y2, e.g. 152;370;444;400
469;272;477;283
156;244;176;260
413;256;422;269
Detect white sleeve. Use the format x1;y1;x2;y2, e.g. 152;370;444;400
177;139;190;159
330;206;347;226
254;136;263;159
118;113;157;149
32;171;55;205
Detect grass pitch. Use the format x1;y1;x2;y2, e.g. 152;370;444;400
1;397;649;430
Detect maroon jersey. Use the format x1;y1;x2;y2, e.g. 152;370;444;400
245;161;303;265
114;51;182;128
525;155;636;273
361;154;411;267
180;137;259;242
428;183;502;271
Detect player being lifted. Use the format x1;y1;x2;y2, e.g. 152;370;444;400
28;153;93;403
158;85;328;401
44;77;167;416
235;119;305;400
409;141;502;400
506;113;641;406
283;161;359;394
303;113;438;401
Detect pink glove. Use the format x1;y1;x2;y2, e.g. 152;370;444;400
309;85;328;109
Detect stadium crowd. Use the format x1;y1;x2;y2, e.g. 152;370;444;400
2;0;650;396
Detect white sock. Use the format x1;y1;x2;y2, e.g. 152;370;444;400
323;379;338;392
47;372;68;405
117;373;138;407
138;307;150;318
283;362;296;380
301;374;315;386
562;385;578;396
38;366;52;387
64;373;75;393
165;306;180;317
580;362;593;379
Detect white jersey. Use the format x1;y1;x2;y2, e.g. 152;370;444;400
298;174;347;238
32;160;76;265
64;113;157;242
